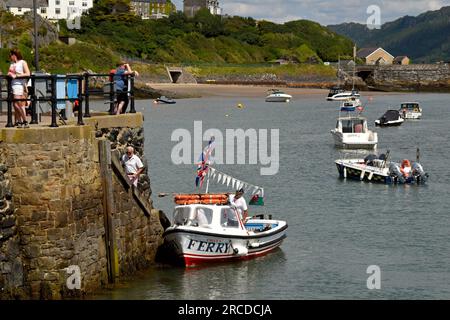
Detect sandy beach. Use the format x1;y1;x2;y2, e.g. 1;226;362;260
148;83;403;99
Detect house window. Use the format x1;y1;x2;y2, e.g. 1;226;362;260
82;2;88;6
55;0;60;5
55;8;61;14
40;8;47;14
69;1;75;5
18;7;22;12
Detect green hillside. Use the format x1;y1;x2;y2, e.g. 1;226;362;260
328;6;450;63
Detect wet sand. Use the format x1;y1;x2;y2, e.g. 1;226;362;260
148;83;403;99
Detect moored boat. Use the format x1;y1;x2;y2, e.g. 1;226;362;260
335;151;428;184
375;110;405;126
265;89;292;102
399;102;422;119
161;196;288;267
154;96;176;104
330;99;378;149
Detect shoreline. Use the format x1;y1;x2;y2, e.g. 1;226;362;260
146;83;409;99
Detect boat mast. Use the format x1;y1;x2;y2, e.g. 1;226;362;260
352;45;356;91
338;55;341;88
205;168;211;194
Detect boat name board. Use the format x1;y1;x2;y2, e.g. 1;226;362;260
187;238;231;253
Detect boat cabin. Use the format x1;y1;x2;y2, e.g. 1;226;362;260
336;117;368;134
173;204;243;230
400;102;421;112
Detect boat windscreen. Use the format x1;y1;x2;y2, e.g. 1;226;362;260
401;103;419;110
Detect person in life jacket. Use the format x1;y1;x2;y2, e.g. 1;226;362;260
400;159;412;178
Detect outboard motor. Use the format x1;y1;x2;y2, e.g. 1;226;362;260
389;163;405;184
412;162;428;183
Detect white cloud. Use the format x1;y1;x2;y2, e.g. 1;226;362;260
171;0;450;25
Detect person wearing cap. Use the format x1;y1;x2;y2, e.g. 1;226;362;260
228;188;248;225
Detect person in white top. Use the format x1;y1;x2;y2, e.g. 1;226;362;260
121;146;144;187
228;188;249;226
7;49;31;128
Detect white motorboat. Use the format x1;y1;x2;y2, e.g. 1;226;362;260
335;150;428;184
265;89;292;102
375;110;405;126
331;99;378;149
399;102;422;119
161;194;288;267
327;89;360;101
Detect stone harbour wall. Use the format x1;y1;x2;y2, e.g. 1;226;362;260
0;114;164;299
371;64;450;91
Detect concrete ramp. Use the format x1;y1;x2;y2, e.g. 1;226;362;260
166;66;197;84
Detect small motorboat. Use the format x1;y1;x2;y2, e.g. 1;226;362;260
327;86;344;99
154;96;176;104
265;89;292;102
335;150;428;184
375;110;405;126
160;194;288;267
327;89;360;101
330;99;378;149
399;102;422;119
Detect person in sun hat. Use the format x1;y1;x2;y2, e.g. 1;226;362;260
228;188;249;223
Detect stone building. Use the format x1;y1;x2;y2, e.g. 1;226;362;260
184;0;222;18
394;56;410;65
356;47;395;65
131;0;176;19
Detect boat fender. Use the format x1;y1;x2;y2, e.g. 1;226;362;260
368;172;374;181
248;242;260;248
230;242;248;256
360;170;366;180
343;167;347;178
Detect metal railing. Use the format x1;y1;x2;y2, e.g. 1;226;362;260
0;72;136;128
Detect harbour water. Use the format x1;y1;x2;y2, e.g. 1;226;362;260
92;91;450;299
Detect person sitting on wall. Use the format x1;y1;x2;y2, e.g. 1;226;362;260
121;146;144;187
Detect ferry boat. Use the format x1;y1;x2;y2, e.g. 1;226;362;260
375;110;405;127
330;99;378;149
161;194;288;267
399;102;422;119
335;151;428;184
265;89;292;102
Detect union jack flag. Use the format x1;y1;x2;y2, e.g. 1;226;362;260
195;138;215;188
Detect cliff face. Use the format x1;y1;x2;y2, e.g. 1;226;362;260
0;114;164;299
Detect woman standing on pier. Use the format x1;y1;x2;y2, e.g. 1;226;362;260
7;49;31;128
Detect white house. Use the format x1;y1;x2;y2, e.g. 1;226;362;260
4;0;93;21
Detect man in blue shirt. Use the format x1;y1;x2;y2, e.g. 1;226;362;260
113;62;139;115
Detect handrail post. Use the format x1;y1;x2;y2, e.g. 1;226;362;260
50;75;58;127
77;76;84;125
30;75;38;124
109;73;115;115
129;75;136;113
6;77;14;128
83;73;91;117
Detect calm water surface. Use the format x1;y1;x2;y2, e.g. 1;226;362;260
92;91;450;299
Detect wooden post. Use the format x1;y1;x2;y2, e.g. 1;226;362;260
99;140;118;283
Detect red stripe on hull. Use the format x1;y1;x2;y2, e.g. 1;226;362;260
181;241;283;267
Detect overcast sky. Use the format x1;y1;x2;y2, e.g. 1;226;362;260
172;0;450;25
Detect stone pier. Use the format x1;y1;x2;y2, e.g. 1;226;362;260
0;114;164;299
